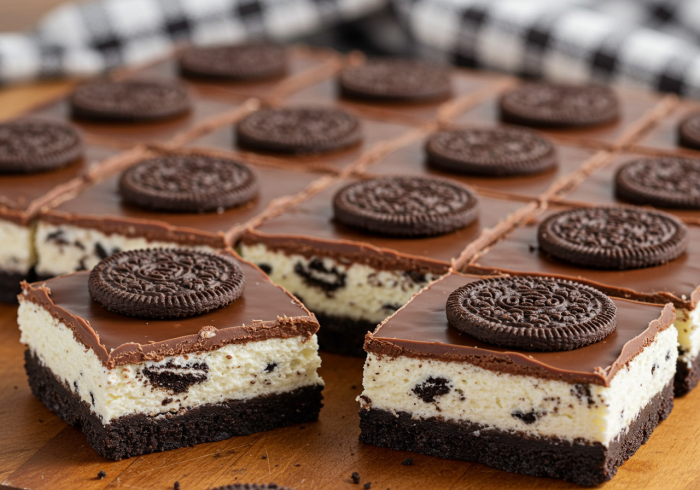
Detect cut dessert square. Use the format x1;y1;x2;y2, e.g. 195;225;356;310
0;120;119;302
466;205;700;395
365;130;596;201
36;151;326;278
359;272;677;486
454;84;667;148
18;250;324;460
238;176;529;356
633;102;700;156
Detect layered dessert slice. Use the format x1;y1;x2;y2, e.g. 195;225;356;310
467;202;700;395
36;150;325;278
0;118;118;302
359;272;677;486
19;249;324;460
239;175;528;356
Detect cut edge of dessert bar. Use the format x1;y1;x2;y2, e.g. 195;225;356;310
18;250;324;460
358;271;677;486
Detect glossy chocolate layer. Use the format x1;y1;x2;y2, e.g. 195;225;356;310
0;133;118;224
187;105;415;172
366;272;675;386
560;153;700;224
468;205;700;310
634;103;700;156
20;253;318;368
285;67;503;124
367;136;594;201
455;86;663;147
242;178;528;272
41;164;325;247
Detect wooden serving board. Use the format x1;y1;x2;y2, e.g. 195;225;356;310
1;74;699;490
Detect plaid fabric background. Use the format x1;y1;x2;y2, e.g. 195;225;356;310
5;0;700;98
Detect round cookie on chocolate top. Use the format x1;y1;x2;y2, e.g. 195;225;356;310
333;175;479;237
236;107;362;154
88;249;244;319
70;79;191;122
615;157;700;209
119;154;259;213
0;118;83;173
499;83;619;128
678;112;700;150
446;275;617;351
426;127;557;176
179;42;287;81
538;206;688;270
339;59;451;102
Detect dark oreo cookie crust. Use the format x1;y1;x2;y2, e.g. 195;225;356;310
615;157;700;209
119;154;259;213
179;42;287;81
236;107;362;154
88;249;244;319
499;83;619;128
70;79;191;122
426;127;557;176
678;112;700;149
538;206;688;270
0;118;83;173
333;176;479;237
339;59;451;102
446;275;617;351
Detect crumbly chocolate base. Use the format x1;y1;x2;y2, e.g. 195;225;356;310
359;382;673;487
25;350;324;460
675;353;700;397
314;312;374;357
0;269;33;304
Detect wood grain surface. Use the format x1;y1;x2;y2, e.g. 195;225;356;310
1;80;700;490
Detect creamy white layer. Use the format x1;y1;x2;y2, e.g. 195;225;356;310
359;326;677;445
676;304;700;368
35;222;217;277
0;219;35;274
19;299;324;423
240;243;437;324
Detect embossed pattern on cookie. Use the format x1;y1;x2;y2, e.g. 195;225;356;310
615;157;700;209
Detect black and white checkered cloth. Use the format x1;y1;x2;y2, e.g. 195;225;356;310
5;0;700;99
393;0;700;98
0;0;385;84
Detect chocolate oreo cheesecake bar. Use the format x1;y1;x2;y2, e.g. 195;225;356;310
19;249;324;459
36;150;325;278
359;272;677;486
467;204;699;395
240;175;528;356
0;118;118;302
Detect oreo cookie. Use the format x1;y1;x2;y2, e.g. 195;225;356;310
339;59;451;102
179;42;287;81
538;206;688;270
446;276;617;351
615;157;700;209
678;112;700;149
426;127;557;176
89;249;244;319
333;176;479;237
237;107;362;154
499;83;619;128
70;79;191;122
0;118;83;173
119;154;258;213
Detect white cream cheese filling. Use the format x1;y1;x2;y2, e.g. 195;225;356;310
239;243;438;324
675;304;700;368
19;299;324;424
35;221;218;277
0;218;35;274
359;326;677;446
